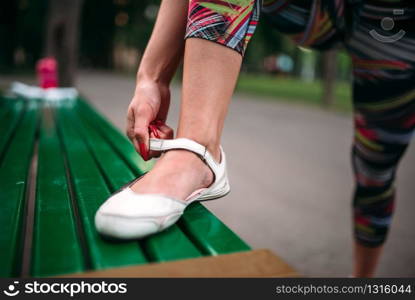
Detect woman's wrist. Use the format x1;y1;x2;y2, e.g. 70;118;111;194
133;75;170;122
135;71;170;94
136;51;178;86
136;68;170;86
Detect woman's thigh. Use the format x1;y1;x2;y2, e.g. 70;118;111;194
345;2;415;112
345;2;415;130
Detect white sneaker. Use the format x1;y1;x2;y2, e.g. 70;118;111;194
95;138;230;239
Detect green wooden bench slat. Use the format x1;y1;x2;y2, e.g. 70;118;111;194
0;96;15;109
56;103;148;270
141;226;202;262
75;99;250;256
31;105;85;277
179;203;251;255
0;99;24;162
70;107;136;190
76;99;152;175
72;102;202;262
0;98;10;119
0;101;39;277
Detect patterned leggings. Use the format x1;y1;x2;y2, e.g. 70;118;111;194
185;0;415;247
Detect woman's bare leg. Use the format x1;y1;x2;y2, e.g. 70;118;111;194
177;39;242;159
131;38;242;200
352;242;383;277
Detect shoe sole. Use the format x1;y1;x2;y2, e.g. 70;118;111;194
196;181;231;202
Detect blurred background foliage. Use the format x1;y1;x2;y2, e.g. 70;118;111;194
0;0;352;110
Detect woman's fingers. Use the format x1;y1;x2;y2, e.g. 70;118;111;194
156;122;174;139
150;121;174;139
126;103;175;161
128;104;155;161
149;124;161;138
134;114;152;161
148;121;174;158
126;106;135;140
126;107;142;154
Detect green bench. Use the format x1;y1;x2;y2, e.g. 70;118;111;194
0;94;254;277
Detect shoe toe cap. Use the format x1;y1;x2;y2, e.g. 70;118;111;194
94;189;185;239
98;189;185;217
95;212;160;239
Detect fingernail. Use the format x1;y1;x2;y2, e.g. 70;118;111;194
139;142;148;160
149;124;160;138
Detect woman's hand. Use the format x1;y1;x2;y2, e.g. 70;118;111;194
125;0;188;160
126;79;174;161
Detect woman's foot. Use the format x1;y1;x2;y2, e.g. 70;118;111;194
95;138;229;239
130;149;215;201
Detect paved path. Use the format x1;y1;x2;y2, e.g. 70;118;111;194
2;72;414;276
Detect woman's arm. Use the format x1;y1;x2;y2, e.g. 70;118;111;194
136;0;187;85
127;0;188;159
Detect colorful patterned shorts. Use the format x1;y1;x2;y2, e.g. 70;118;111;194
186;0;415;247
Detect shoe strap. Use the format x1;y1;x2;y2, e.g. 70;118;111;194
149;138;220;177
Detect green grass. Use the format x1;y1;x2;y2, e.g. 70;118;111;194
235;73;353;112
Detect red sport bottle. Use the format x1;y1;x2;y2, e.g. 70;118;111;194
36;57;58;89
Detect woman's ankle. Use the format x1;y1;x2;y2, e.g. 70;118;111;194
163;150;214;187
176;133;221;162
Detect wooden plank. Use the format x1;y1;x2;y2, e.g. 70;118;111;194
76;99;251;255
56;104;148;270
141;226;202;262
76;99;152;175
0;99;24;163
31;105;85;277
0;101;38;277
0;96;14;110
179;203;251;255
0;98;9;119
71;105;202;262
61;249;300;278
70;107;136;190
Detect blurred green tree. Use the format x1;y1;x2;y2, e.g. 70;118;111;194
0;0;18;72
80;0;116;69
0;0;47;72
